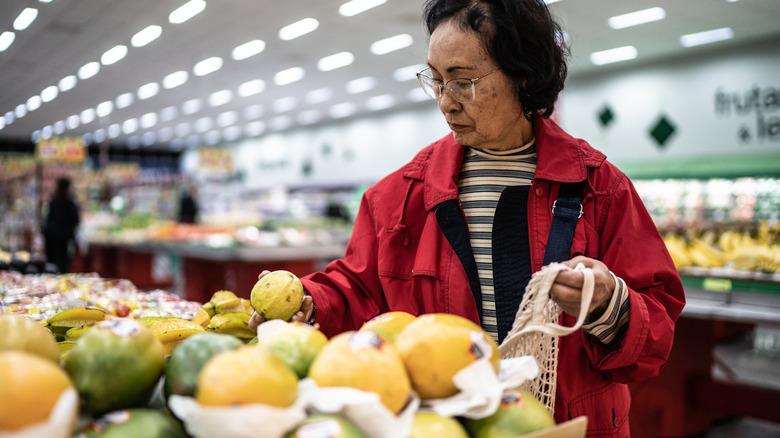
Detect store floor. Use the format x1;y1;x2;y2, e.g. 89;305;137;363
694;417;780;437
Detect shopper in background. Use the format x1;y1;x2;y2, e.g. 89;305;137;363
177;185;199;224
43;177;80;273
250;0;684;435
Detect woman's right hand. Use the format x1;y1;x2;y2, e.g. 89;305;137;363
247;270;316;332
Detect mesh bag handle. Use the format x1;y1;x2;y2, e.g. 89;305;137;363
498;262;595;415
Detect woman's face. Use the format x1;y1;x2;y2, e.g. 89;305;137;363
427;20;532;151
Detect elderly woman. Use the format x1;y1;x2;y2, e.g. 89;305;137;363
251;0;685;435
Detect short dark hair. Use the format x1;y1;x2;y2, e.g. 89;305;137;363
423;0;568;118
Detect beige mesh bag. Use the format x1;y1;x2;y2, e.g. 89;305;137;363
498;262;595;415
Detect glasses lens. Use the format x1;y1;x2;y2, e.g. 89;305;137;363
418;74;439;99
448;79;474;103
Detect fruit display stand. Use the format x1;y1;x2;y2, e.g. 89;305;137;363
626;174;780;437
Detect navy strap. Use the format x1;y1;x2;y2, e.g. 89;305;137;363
542;181;586;265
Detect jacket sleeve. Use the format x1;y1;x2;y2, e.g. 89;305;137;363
301;189;388;338
579;173;685;383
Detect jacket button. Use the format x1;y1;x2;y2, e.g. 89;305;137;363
535;187;544;197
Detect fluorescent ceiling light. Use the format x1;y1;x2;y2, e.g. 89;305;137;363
101;45;127;65
269;115;293;131
26;95;42;112
141;132;156;146
41;85;58;103
158;127;174;142
366;94;395;111
330;102;357;119
80;108;96;124
40;126;52;138
274;67;305;85
680;27;734;47
318;52;355;71
346;76;377;94
132;25;162;47
107;124;120;138
608;7;665;30
169;0;206;24
232;39;265;60
590;46;637;65
339;0;386;17
195;117;213;133
0;118;5;131
65;114;80;130
94;129;106;143
306;88;334;104
223;126;243;142
203;130;221;145
78;61;100;80
544;0;561;4
5;112;15;125
14;8;38;31
193;56;223;76
182;99;202;114
279;18;319;41
217;111;238;127
297;110;322;125
209;89;233;106
122;118;138;134
96;101;113;117
370;33;413;55
238;79;265;97
39;0;53;3
163;70;189;89
245;121;266;137
394;64;426;82
160;106;178;122
0;32;15;51
116;92;134;109
53;120;65;134
272;97;298;113
15;104;27;119
408;87;429;102
137;82;160;100
140;112;158;129
58;75;77;92
175;122;191;137
244;104;264;120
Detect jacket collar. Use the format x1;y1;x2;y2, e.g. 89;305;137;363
409;117;606;210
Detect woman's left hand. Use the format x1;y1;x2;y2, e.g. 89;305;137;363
549;256;615;319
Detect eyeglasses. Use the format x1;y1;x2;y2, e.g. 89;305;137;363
416;68;499;103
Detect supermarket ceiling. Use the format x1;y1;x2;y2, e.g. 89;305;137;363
1;0;779;151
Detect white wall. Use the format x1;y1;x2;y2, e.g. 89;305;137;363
183;37;780;185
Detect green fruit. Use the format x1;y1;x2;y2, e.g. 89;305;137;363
285;414;367;438
84;409;187;438
410;412;469;437
65;318;166;414
257;321;328;379
464;389;555;438
164;332;243;398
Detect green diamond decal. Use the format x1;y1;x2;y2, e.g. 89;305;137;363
650;115;676;148
598;105;615;128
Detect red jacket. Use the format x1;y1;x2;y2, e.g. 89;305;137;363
303;117;685;437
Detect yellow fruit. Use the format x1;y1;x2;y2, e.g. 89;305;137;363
210;290;243;314
209;312;256;340
0;314;60;363
308;331;411;415
196;345;298;408
395;313;500;400
192;308;211;328
410;412;469;438
359;311;416;344
0;351;77;431
250;270;304;321
257;321;328;378
148;318;207;356
46;306;108;325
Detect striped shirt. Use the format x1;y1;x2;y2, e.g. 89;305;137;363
457;140;629;346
